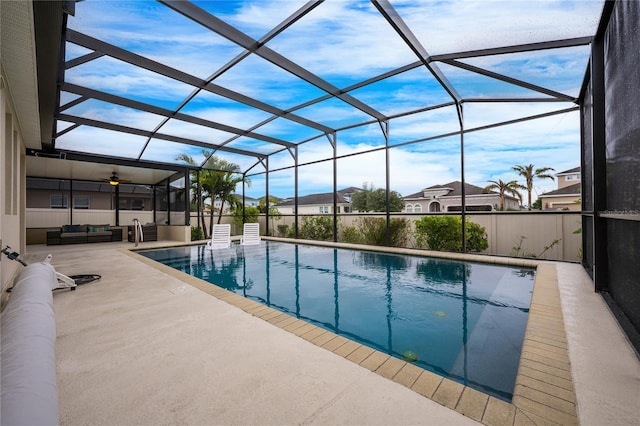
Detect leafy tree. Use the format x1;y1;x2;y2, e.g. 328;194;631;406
512;164;555;210
232;206;260;228
532;198;542;210
258;196;280;213
259;196;282;235
484;179;525;210
414;216;488;252
351;183;404;212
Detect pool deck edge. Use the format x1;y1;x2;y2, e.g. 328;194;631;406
121;245;577;426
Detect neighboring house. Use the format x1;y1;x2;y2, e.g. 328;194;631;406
211;194;260;213
275;187;360;215
540;167;581;211
555;166;581;189
403;181;521;212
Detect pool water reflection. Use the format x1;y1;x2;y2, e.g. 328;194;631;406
139;241;535;401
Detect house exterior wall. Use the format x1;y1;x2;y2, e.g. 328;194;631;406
403;194;519;212
540;195;581;211
276;203;350;215
557;173;581;189
27;189;111;209
1;68;27;294
26;189;153;211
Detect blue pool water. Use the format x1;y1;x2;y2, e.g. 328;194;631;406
139;241;535;401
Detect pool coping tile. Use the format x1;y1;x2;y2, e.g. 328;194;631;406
456;387;490;423
432;378;465;409
411;370;443;398
123;243;578;426
345;345;376;364
359;351;390;371
375;356;406;380
321;335;351;352
392;362;424;388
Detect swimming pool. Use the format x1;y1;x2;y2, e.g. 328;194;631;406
139;241;535;401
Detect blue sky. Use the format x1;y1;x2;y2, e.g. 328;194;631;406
57;0;603;204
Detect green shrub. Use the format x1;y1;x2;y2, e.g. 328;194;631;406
277;224;289;237
298;216;335;241
339;225;361;243
286;226;296;238
357;217;410;247
414;216;488;252
232;206;260;228
191;226;205;241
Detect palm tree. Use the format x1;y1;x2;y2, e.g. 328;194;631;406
512;164;555;210
176;153;211;237
176;151;250;237
485;179;525;210
201;156;251;232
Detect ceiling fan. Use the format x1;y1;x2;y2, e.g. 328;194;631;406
102;172;131;186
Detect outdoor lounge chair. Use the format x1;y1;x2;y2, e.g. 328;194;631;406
206;224;231;249
240;223;261;246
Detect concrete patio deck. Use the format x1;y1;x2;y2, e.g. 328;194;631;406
22;240;640;425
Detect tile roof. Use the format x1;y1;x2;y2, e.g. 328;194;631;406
404;181;499;198
541;182;581;196
557;166;581;175
276;188;358;206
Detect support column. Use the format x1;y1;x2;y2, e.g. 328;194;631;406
591;23;608;292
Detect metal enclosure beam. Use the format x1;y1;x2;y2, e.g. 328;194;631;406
60;83;295;149
160;0;388;122
442;59;576;102
56;113;265;159
65;30;334;135
372;0;462;104
590;7;610;292
430;36;593;61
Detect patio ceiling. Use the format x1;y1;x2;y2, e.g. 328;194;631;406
27;0;605;185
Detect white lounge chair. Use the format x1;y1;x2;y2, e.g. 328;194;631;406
206;224;231;249
240;223;261;246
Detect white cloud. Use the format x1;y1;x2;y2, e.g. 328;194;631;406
56;126;147;158
257;108;579;197
265;1;418;78
65;57;196;104
61;0;594;201
64;99;165;131
393;0;603;55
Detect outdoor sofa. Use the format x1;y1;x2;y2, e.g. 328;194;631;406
46;224;122;245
